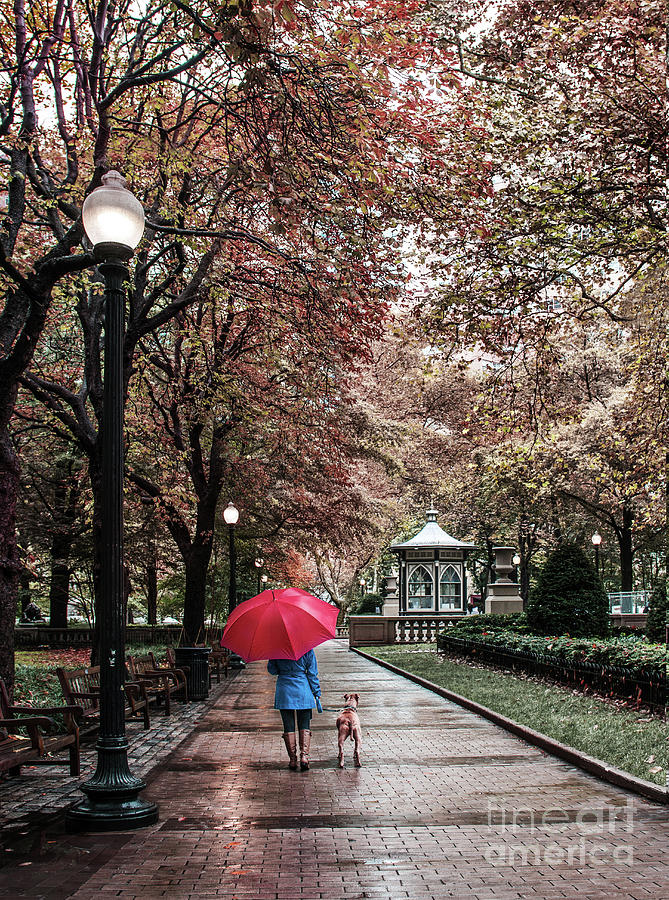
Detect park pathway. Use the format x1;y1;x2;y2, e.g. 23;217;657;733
2;639;668;899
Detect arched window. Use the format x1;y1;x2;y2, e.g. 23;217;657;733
439;565;461;610
408;565;433;611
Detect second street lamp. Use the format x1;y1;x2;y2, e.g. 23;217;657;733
223;502;244;669
254;557;264;594
592;531;602;575
223;502;239;613
67;171;157;831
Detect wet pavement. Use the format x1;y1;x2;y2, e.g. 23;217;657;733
1;639;668;899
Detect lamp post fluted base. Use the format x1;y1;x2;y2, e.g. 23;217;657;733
65;738;158;832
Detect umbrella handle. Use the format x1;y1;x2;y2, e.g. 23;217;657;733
315;697;322;713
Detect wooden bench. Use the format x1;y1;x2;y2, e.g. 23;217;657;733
126;656;182;715
0;678;82;776
56;665;151;730
208;644;230;683
147;652;189;701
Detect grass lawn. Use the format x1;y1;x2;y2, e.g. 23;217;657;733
360;644;668;786
13;645;169;707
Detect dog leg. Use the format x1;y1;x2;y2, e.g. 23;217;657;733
337;728;346;768
352;728;362;767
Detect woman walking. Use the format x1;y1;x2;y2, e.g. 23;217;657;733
268;650;321;771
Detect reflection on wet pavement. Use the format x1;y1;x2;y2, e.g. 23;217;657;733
1;640;668;899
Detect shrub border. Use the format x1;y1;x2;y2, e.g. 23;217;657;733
351;646;668;806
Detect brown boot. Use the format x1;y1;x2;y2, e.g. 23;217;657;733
298;729;311;771
283;732;298;770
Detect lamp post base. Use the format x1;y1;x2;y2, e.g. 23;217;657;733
66;794;158;832
65;741;158;832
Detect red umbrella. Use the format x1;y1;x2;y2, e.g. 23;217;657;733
221;588;339;662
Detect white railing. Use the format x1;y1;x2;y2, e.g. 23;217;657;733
348;615;463;647
608;591;650;614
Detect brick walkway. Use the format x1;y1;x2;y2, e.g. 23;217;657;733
1;640;668;899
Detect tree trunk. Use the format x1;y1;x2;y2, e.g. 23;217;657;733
619;505;634;593
49;512;74;627
182;540;213;645
0;415;20;698
146;556;158;626
48;547;71;627
48;464;79;628
17;565;31;614
144;510;158;625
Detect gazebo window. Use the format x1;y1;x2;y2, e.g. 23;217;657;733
439;565;461;610
408;565;433;610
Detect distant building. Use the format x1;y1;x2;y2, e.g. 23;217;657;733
388;509;476;615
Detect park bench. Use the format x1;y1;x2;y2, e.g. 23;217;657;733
208;644;230;683
56;665;151;731
0;678;82;777
147;652;189;700
126;655;182;715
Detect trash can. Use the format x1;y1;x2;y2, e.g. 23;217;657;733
174;646;211;701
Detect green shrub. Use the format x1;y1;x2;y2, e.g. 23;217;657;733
438;628;666;669
351;592;383;615
450;613;529;635
645;579;667;643
526;543;609;637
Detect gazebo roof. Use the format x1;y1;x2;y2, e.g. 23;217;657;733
390;509;476;551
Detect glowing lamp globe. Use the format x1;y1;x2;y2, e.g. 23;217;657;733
223;502;239;526
82;171;145;250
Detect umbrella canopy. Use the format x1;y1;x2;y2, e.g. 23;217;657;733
221;588;339;662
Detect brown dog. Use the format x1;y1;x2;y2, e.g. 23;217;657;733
336;693;362;768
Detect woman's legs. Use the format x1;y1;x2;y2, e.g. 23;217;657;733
278;710;312;770
279;710;298;769
296;709;312;731
297;709;313;771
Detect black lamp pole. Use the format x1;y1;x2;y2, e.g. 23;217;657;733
229;522;237;614
592;532;602;576
254;557;264;594
66;173;157;831
222;501;243;668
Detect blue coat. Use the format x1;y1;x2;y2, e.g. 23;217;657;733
267;651;321;710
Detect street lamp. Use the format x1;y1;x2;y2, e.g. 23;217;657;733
254;557;264;594
223;502;239;613
591;531;602;575
67;172;157;831
223;502;244;669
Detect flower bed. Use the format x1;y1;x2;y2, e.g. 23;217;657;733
446;615;666;668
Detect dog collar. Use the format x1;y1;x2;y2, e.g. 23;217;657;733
342;705;357;711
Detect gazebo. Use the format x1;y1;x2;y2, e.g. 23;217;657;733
388;509;476;615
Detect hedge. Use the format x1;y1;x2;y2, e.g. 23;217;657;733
441;624;666;669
